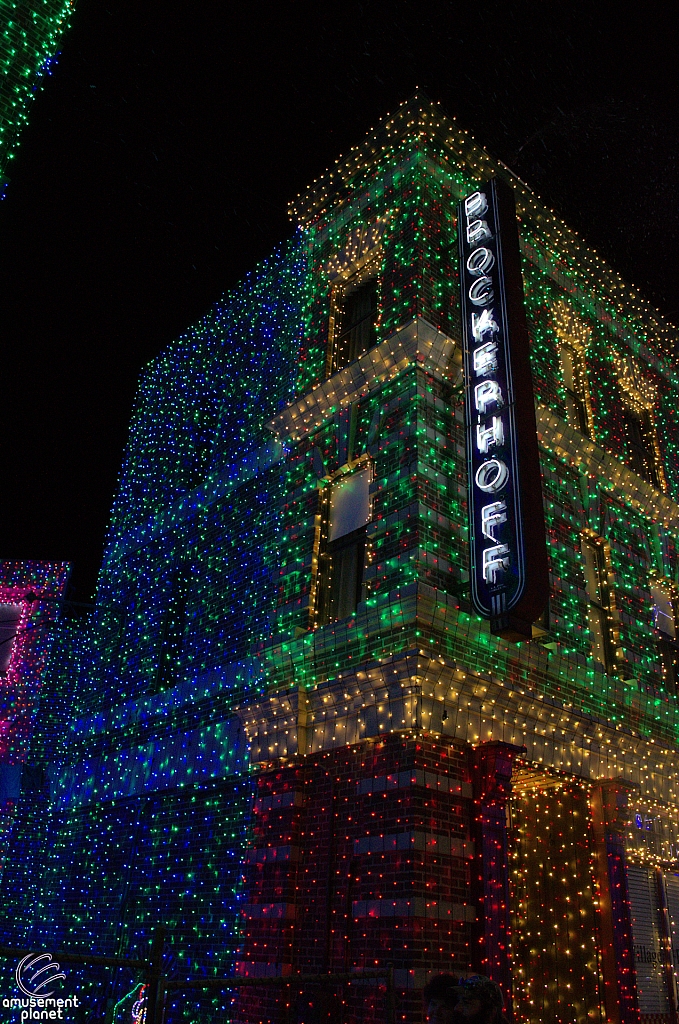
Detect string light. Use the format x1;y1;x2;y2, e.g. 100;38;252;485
510;772;604;1024
0;0;76;198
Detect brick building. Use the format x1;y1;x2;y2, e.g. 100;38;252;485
3;96;679;1024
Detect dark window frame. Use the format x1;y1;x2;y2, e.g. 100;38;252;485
559;342;590;436
316;524;367;626
656;635;679;692
622;405;660;488
582;536;616;674
650;582;679;691
0;602;22;675
314;467;372;627
330;269;379;375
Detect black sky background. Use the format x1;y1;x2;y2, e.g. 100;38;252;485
1;1;678;602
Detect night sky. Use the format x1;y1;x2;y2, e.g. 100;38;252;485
1;2;677;602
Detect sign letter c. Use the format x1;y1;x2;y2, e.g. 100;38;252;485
469;276;494;306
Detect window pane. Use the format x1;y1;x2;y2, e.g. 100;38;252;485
628;865;671;1015
625;409;644;447
624;408;659;486
343;282;376;333
564;390;588;433
328;538;363;621
329;468;371;542
651;586;676;638
641;411;660;487
560;345;576;391
560;345;589;434
664;873;679;992
0;603;22;673
657;639;678;689
582;542;604;605
588;605;609;666
336;279;377;367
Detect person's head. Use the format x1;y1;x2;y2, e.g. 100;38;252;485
451;975;505;1023
423;974;459;1024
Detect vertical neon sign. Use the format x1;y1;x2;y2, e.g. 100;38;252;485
458;178;548;640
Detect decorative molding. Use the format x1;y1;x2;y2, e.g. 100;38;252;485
326;218;388;283
612;356;668;492
551;299;592;355
616;354;658;412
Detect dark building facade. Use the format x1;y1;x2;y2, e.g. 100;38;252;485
3;97;679;1024
0;560;69;873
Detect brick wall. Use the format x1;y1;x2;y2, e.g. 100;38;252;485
237;734;474;1024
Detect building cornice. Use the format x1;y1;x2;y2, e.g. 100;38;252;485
290;94;677;361
236;644;679;819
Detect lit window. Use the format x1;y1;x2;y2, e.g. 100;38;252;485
651;585;676;638
559;343;590;436
316;467;371;624
552;300;592;437
616;355;665;491
651;583;678;690
331;276;378;373
0;603;22;674
581;537;615;672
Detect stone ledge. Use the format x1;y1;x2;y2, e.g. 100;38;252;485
267;317;456;443
537;405;679;530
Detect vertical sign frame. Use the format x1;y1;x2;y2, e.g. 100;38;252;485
458;177;548;640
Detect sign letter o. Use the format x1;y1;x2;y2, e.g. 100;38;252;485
475;459;509;493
